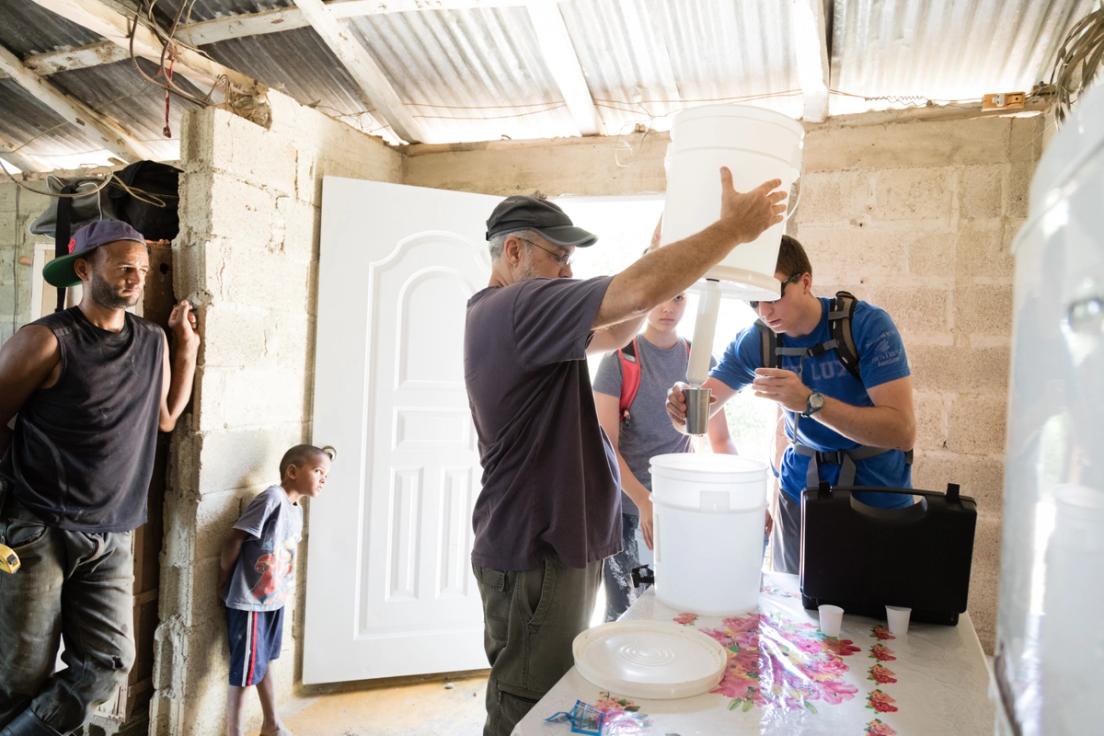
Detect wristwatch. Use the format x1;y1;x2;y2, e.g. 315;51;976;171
802;391;825;418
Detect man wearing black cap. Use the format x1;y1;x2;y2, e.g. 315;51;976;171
0;220;199;736
465;169;786;735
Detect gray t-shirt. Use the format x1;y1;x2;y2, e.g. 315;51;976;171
223;485;303;612
594;337;711;515
465;276;621;571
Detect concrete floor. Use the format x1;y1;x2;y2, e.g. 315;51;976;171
262;589;609;735
277;674;489;736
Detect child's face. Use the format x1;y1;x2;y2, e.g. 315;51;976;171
646;293;687;332
288;454;331;498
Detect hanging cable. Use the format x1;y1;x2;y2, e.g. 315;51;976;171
1048;7;1104;123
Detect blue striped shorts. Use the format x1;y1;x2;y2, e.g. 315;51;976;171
226;606;284;687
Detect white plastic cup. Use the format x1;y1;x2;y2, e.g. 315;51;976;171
818;604;843;637
886;605;911;636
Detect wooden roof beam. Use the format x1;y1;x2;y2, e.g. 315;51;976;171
793;0;830;123
27;0;270;125
0;42;156;162
289;0;423;143
526;1;603;136
12;0;528;79
0;132;47;174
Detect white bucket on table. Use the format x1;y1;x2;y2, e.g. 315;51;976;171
650;453;768;615
660;104;805;301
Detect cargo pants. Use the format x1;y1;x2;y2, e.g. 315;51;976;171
473;554;602;736
0;481;135;734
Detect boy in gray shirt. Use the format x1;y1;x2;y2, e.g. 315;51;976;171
218;445;332;736
593;293;735;620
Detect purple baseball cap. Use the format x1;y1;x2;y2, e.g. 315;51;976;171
43;220;146;287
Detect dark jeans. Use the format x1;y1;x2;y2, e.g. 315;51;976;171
603;514;648;622
769;489;801;574
0;488;135;734
472;554;602;736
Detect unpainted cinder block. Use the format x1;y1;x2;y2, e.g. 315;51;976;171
958;164;1005;219
913;391;948;452
200;304;268;368
954;220;1012;281
946;393;1009;457
871;168;954;222
791;222;908;287
954;284;1013;336
861;285;952;335
197;366;308;433
196;426;305;495
791;170;871;223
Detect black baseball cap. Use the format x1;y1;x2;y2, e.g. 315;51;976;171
485;196;598;247
44;220;146;287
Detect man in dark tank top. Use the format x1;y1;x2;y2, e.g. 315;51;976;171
0;220;199;736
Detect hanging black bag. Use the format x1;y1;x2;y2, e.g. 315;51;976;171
108;160;181;241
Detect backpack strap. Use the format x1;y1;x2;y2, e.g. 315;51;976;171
617;337;642;419
617;337;693;420
756;320;781;369
829;291;861;380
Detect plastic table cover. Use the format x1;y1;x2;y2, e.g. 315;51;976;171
516;572;994;736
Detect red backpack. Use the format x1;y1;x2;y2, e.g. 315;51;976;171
617;337;691;420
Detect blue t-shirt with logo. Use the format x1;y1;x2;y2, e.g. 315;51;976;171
711;297;912;507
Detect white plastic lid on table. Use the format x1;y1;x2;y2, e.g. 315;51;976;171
572;620;727;700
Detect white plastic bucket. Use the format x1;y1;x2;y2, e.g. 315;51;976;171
650;453;768;615
661;104;805;301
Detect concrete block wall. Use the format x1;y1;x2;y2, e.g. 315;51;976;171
405;110;1046;652
0;182;50;343
150;91;401;736
793;114;1044;651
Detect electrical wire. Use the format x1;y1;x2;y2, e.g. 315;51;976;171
1048;7;1104;123
126;0;227;109
0;158;173;208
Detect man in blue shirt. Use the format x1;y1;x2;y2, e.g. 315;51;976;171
666;235;916;574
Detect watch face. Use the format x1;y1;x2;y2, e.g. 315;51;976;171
806;392;824;416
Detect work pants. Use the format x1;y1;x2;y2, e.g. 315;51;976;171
472;554;602;736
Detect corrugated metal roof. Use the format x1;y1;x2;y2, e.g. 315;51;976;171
0;78;114;169
560;0;804;133
0;0;1099;170
346;6;579;143
0;0;104;56
49;58;201;161
151;0;293;26
829;0;1095;115
202;26;398;143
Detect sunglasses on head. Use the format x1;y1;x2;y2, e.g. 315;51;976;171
749;272;804;310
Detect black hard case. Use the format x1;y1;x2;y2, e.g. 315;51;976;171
799;483;977;626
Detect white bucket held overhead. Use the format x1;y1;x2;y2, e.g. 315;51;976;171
661;104;805;300
650;453;768;616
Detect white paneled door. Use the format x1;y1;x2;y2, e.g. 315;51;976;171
304;178;499;684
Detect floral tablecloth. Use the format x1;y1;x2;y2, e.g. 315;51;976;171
515;573;994;735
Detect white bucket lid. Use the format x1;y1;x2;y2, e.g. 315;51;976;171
572;620;727;700
650;453;768;484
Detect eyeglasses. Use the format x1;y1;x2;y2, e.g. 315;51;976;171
749;272;805;310
519;237;573;268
